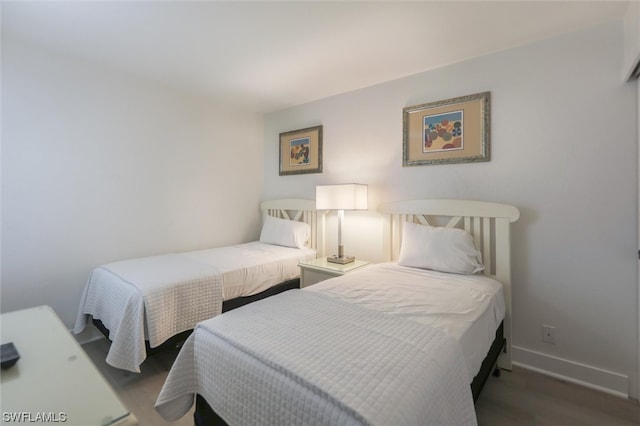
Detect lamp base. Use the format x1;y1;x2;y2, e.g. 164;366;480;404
327;255;355;264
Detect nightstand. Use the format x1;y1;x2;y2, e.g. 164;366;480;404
299;257;371;288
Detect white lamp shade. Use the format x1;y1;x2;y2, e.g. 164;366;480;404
316;184;368;210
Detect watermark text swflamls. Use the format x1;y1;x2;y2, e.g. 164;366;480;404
2;412;68;423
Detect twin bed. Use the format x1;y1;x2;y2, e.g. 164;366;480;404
74;199;324;372
151;198;520;425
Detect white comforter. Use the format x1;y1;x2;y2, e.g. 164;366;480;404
307;262;506;382
183;241;316;300
74;242;315;372
155;290;477;426
74;253;223;373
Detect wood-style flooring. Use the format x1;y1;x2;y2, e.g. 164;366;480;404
84;338;192;426
82;338;640;426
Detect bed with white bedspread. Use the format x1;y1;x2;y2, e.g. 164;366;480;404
156;289;477;425
307;262;506;383
73;199;323;372
154;199;519;424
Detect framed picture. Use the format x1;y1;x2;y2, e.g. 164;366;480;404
279;125;323;176
403;92;490;166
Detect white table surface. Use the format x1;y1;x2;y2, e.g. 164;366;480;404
0;305;136;425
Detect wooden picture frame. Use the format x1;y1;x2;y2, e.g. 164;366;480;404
403;92;490;166
279;125;323;176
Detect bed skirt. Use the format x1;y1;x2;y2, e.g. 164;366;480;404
471;321;505;401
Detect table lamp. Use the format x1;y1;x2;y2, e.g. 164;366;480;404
315;183;368;264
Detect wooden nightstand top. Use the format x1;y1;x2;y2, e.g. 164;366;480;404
298;257;371;275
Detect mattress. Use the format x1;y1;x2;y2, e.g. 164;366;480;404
74;241;315;372
306;262;506;382
155;290;477;425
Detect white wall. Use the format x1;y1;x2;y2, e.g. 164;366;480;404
623;0;640;81
1;39;264;332
264;22;639;397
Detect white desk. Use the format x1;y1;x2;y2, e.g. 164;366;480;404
0;305;137;425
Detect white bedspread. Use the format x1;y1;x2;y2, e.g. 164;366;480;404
74;242;315;372
74;253;223;372
155;290;477;426
308;262;506;382
182;241;316;300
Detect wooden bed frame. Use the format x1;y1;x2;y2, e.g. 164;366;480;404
93;198;325;358
192;198;519;423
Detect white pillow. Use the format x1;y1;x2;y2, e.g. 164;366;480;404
259;215;311;249
397;222;484;274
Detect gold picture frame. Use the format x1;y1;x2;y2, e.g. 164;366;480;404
279;125;323;176
403;92;490;166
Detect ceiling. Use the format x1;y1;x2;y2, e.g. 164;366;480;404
1;1;630;112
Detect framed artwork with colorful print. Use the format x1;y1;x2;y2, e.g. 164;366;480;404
279;125;323;176
403;92;490;166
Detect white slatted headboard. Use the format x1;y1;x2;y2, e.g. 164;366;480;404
378;199;520;369
260;199;325;258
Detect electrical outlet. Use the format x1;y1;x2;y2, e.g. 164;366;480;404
542;325;556;344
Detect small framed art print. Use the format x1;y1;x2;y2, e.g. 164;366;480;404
279;125;323;175
403;92;490;166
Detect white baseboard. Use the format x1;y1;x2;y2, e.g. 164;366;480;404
512;345;629;399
